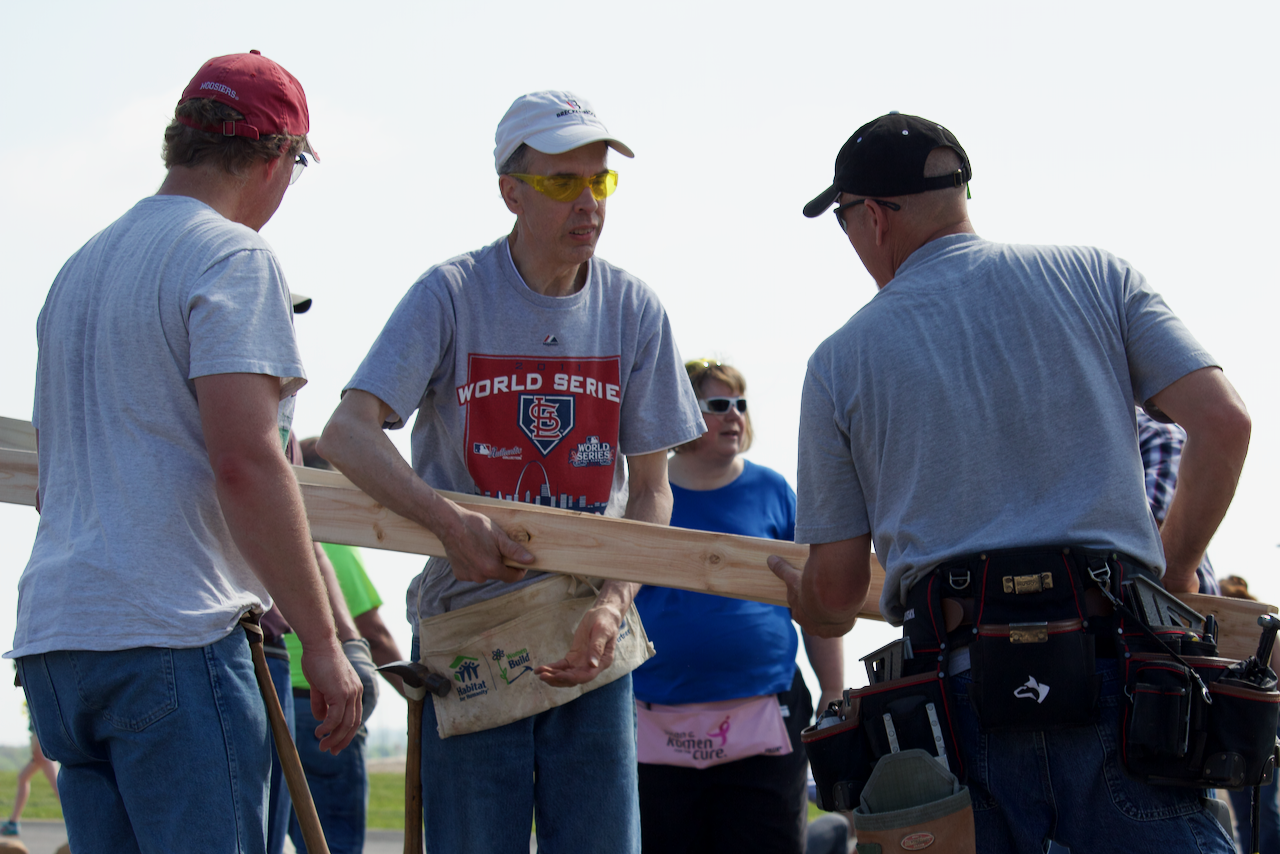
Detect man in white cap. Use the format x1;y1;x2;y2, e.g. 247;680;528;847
320;90;703;853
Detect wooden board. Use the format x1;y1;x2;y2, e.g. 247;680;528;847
0;443;1273;655
0;447;37;507
0;417;36;452
1178;592;1274;662
296;463;885;613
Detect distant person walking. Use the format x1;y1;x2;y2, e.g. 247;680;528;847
1;703;59;838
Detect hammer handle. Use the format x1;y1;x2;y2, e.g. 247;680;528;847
405;697;425;854
244;621;331;854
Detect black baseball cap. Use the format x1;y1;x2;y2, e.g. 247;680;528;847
803;112;972;218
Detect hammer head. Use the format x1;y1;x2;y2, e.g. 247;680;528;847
377;660;452;699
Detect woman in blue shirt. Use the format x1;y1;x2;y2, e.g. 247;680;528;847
633;359;845;854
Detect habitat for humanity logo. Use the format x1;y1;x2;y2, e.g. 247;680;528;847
569;436;615;468
519;394;574;456
449;655;489;701
493;648;533;685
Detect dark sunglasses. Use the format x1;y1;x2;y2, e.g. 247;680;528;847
698;397;747;415
833;197;901;232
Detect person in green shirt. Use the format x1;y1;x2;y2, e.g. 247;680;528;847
286;439;407;854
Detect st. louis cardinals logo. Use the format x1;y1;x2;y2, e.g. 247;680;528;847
518;394;575;456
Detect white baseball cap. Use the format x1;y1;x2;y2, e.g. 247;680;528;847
494;90;634;173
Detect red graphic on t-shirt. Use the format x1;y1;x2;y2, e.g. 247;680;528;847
457;355;621;514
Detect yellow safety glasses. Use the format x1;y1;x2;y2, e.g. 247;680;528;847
509;170;618;202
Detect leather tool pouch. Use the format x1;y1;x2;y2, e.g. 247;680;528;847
805;670;966;813
1122;653;1280;789
803;697;874;812
966;549;1100;732
857;671;963;780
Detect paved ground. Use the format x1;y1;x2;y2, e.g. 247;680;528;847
0;821;403;854
0;820;67;854
4;821;538;853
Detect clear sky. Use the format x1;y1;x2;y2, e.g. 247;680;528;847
0;1;1275;743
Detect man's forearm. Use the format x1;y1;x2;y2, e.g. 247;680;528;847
1149;368;1251;591
314;544;359;642
803;633;846;695
318;401;461;541
1161;428;1249;588
354;609;407;698
799;537;872;637
604;452;675;613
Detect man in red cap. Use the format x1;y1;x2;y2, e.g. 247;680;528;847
7;52;361;854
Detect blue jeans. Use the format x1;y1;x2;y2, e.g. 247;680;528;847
419;665;640;854
951;659;1234;853
288;693;367;854
265;651;294;854
17;630;271;854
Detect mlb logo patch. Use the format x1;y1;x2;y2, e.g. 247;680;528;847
519;394;575;456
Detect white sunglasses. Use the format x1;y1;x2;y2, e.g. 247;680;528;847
698;397;747;415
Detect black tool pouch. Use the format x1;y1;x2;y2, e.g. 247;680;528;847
1122;654;1280;789
856;670;965;781
803;669;966;812
966;549;1100;732
803;698;874;812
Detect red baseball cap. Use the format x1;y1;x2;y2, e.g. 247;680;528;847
177;50;317;157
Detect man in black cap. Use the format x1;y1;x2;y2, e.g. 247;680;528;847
769;113;1247;852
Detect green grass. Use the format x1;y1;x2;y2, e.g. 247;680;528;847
0;769;402;829
0;770;63;821
367;772;405;830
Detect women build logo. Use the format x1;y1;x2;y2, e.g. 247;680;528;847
493;648;534;685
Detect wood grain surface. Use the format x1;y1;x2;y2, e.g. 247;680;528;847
0;444;1272;655
0;417;36;452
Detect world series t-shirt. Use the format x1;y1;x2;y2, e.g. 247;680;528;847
344;236;703;624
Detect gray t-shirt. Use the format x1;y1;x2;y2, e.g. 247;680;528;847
795;234;1215;624
344;237;703;625
10;195;305;657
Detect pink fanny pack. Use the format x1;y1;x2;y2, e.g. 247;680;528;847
635;694;793;769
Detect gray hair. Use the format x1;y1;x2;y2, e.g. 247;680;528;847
498;143;533;175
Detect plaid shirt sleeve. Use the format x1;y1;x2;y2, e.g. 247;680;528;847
1135;409;1219;594
1136;410;1185;525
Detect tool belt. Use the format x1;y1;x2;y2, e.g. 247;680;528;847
900;546;1160;732
805;545;1280;813
416;574;654;738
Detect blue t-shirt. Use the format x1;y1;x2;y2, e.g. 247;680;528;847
633;460;799;704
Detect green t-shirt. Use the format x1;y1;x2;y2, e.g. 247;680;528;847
285;543;383;690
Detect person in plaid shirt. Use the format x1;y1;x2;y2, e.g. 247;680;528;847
1137;407;1220;595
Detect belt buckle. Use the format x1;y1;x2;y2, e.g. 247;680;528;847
1009;622;1049;644
1003;573;1054;595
